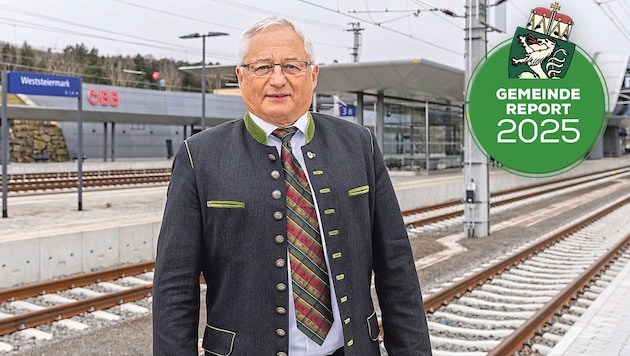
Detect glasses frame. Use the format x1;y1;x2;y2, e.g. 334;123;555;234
240;60;314;77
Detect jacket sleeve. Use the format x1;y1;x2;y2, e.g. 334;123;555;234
369;130;433;355
153;141;204;356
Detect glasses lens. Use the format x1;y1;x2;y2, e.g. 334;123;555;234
246;61;309;76
251;63;273;76
281;61;306;75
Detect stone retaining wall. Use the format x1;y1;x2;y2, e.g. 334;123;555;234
0;92;70;162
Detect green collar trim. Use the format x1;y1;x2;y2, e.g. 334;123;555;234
243;112;315;145
305;112;315;143
243;113;268;145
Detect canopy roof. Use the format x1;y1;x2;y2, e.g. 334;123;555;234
181;58;465;103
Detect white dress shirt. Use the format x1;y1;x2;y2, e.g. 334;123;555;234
250;112;344;355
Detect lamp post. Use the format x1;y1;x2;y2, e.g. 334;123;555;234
180;31;229;131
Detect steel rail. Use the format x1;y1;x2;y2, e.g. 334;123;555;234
0;285;153;335
404;166;630;228
422;196;630;312
7;168;171;181
0;261;155;304
5;168;172;193
488;231;630;355
402;166;630;217
7;174;171;192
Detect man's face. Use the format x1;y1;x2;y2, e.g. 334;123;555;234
236;26;319;127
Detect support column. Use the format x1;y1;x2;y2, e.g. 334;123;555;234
356;92;364;126
463;0;490;237
425;101;430;172
375;91;385;151
2;71;8;218
110;122;116;162
103;122;108;162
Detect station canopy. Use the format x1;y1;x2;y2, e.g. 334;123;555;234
180;58;465;103
3;59;465;127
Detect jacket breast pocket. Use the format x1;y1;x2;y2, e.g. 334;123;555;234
366;310;381;342
202;324;236;356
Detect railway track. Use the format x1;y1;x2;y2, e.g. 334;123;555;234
424;195;630;355
1;166;630;353
403;166;630;230
2;196;629;354
4;168;171;193
0;263;155;352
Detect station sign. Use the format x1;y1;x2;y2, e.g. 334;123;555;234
339;104;356;117
7;71;80;97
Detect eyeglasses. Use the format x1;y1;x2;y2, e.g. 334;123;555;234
240;60;313;77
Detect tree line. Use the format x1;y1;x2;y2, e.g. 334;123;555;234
0;41;225;93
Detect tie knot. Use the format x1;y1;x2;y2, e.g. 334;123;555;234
272;127;298;144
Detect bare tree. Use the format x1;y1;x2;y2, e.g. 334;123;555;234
1;42;18;71
103;56;136;87
40;49;81;76
158;59;183;91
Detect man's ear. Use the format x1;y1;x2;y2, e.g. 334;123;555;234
235;66;243;87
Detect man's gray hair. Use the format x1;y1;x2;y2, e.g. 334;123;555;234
238;16;315;64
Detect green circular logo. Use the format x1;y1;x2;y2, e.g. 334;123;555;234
466;36;609;177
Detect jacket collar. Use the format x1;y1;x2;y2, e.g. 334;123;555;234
243;112;315;145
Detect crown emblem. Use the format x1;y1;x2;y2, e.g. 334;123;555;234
525;2;574;41
507;2;576;79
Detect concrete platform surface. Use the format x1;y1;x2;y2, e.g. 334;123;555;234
549;259;630;356
2;156;630;288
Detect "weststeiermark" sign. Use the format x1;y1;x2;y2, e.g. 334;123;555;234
8;71;80;97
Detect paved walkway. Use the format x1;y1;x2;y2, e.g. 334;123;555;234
549;258;630;355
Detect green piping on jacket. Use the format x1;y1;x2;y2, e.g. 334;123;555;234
207;200;246;209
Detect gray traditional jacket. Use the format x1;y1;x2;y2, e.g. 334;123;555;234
153;112;432;356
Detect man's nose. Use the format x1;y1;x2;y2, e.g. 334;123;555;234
269;65;287;85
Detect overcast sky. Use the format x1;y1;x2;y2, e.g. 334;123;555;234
2;0;629;70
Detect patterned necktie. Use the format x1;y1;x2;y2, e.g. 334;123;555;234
272;127;333;345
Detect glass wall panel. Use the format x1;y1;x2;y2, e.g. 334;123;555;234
313;92;463;172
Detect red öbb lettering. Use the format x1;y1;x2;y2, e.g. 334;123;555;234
87;89;120;107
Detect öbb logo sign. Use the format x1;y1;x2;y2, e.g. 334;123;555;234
87;88;120;107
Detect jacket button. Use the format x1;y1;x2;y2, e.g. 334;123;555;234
268;153;277;162
276;306;286;315
272;190;282;199
275;235;285;244
276;328;286;337
273;211;283;220
275;258;286;268
271;170;281;179
276;283;287;291
277;353;287;356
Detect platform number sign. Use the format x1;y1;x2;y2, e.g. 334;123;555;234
339;104;356;117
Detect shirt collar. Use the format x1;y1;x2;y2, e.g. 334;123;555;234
249;112;309;141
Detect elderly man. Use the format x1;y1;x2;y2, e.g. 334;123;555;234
153;16;432;356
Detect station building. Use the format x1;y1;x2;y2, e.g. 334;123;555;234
1;54;628;170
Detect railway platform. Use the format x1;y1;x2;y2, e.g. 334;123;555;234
548;260;630;356
2;155;630;354
2;155;630;289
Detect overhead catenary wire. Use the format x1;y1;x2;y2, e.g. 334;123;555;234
593;0;630;42
0;6;236;61
210;0;347;31
297;0;463;57
111;0;243;31
206;0;348;51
